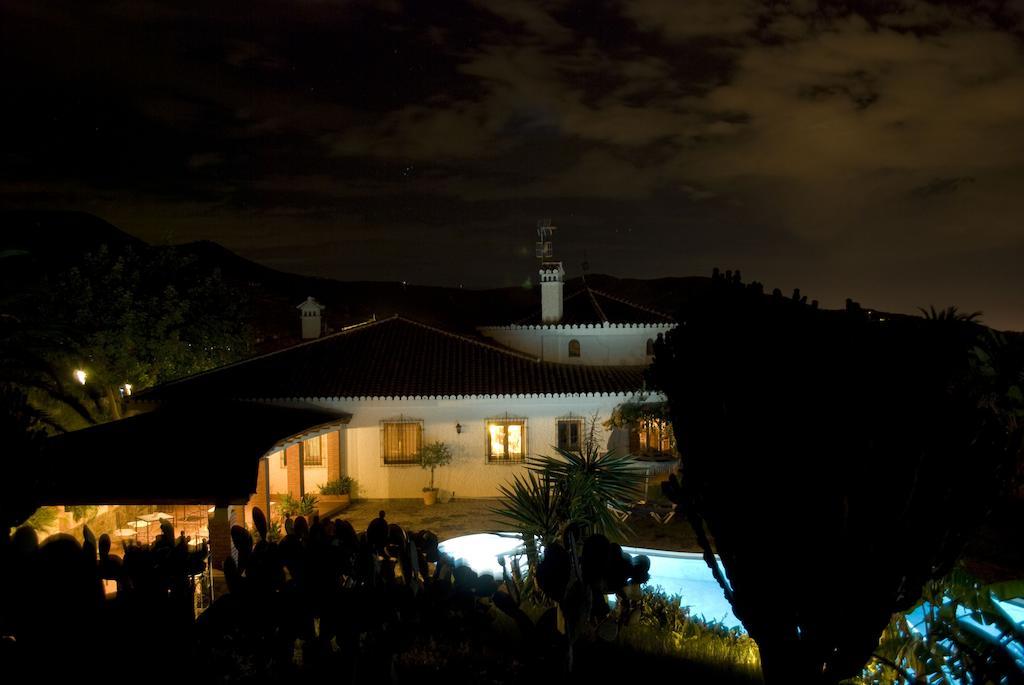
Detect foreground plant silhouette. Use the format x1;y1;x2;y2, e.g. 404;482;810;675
651;269;1024;684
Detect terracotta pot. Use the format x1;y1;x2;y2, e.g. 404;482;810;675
422;489;438;506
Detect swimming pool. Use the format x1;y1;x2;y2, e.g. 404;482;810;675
438;532;741;629
439;532;1024;671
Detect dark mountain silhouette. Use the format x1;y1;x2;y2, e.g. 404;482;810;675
0;211;145;290
0;211;712;347
0;210;145;256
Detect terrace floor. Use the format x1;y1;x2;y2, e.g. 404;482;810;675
214;497;701;599
335;496;703;551
333;495;1024;582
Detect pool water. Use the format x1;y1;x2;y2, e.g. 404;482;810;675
439;532;1024;669
438;533;741;628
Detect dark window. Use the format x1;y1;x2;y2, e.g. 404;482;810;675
557;419;583;452
646;338;655;356
381;420;423;465
303;436;323;466
487;418;526;463
568;339;581;357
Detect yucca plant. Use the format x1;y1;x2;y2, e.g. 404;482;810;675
532;446;644;541
490;413;646;562
491;470;562;575
279;492;318;517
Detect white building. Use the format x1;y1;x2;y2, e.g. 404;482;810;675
142;235;677;517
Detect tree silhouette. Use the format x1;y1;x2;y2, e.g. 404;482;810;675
35;244;253;404
651;271;1024;683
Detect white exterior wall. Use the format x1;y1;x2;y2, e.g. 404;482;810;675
261;393;656;499
479;324;675;365
268;449;287;494
304;463;329;492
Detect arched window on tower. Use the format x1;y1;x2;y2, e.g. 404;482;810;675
568;339;581;358
646;338;655;357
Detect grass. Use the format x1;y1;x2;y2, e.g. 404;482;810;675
622;586;762;681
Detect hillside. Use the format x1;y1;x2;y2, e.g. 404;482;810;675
0;211;711;349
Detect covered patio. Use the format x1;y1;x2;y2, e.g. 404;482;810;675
39;400;352;567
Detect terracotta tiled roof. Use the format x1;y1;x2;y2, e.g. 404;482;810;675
513;286;674;326
142;316;645;401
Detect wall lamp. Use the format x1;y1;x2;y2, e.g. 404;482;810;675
455;422;462;434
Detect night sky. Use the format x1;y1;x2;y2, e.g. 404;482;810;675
2;1;1023;329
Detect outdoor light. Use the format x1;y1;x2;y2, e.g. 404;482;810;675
121;383;133;396
73;369;87;385
456;422;462;434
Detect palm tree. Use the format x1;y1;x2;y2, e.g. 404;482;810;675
918;305;983;322
0;308;96;431
0;257;98;531
0;385;51;532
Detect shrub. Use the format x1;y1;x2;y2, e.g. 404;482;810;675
279;493;318;517
24;506;58;531
854;568;1024;684
319;476;357;497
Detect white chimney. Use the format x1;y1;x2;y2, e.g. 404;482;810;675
297;296;325;339
539;262;564;323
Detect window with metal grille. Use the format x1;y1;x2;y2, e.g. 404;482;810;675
568;339;581;357
303;435;323;466
486;418;526;463
557;418;583;453
381;419;423;465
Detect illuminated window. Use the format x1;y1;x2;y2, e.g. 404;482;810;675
631;418;673;456
381;419;423;465
557;418;583;452
646;338;655;356
486;418;526;463
303;435;323;466
568;339;581;357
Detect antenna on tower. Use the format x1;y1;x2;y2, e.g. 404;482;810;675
535;218;556;260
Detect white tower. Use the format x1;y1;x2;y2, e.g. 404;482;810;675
540;262;565;323
297;296;325;339
536;219;563;323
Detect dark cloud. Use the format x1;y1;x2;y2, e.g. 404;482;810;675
1;0;1022;329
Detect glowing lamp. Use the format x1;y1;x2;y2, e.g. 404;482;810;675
73;369;87;385
122;383;133;396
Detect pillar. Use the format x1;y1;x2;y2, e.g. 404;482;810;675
286;443;303;499
209;506;231;571
246;457;271;529
325;430;341;482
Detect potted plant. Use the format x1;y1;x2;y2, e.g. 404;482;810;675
319;476;357;516
279;493;319;518
419;441;453;505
